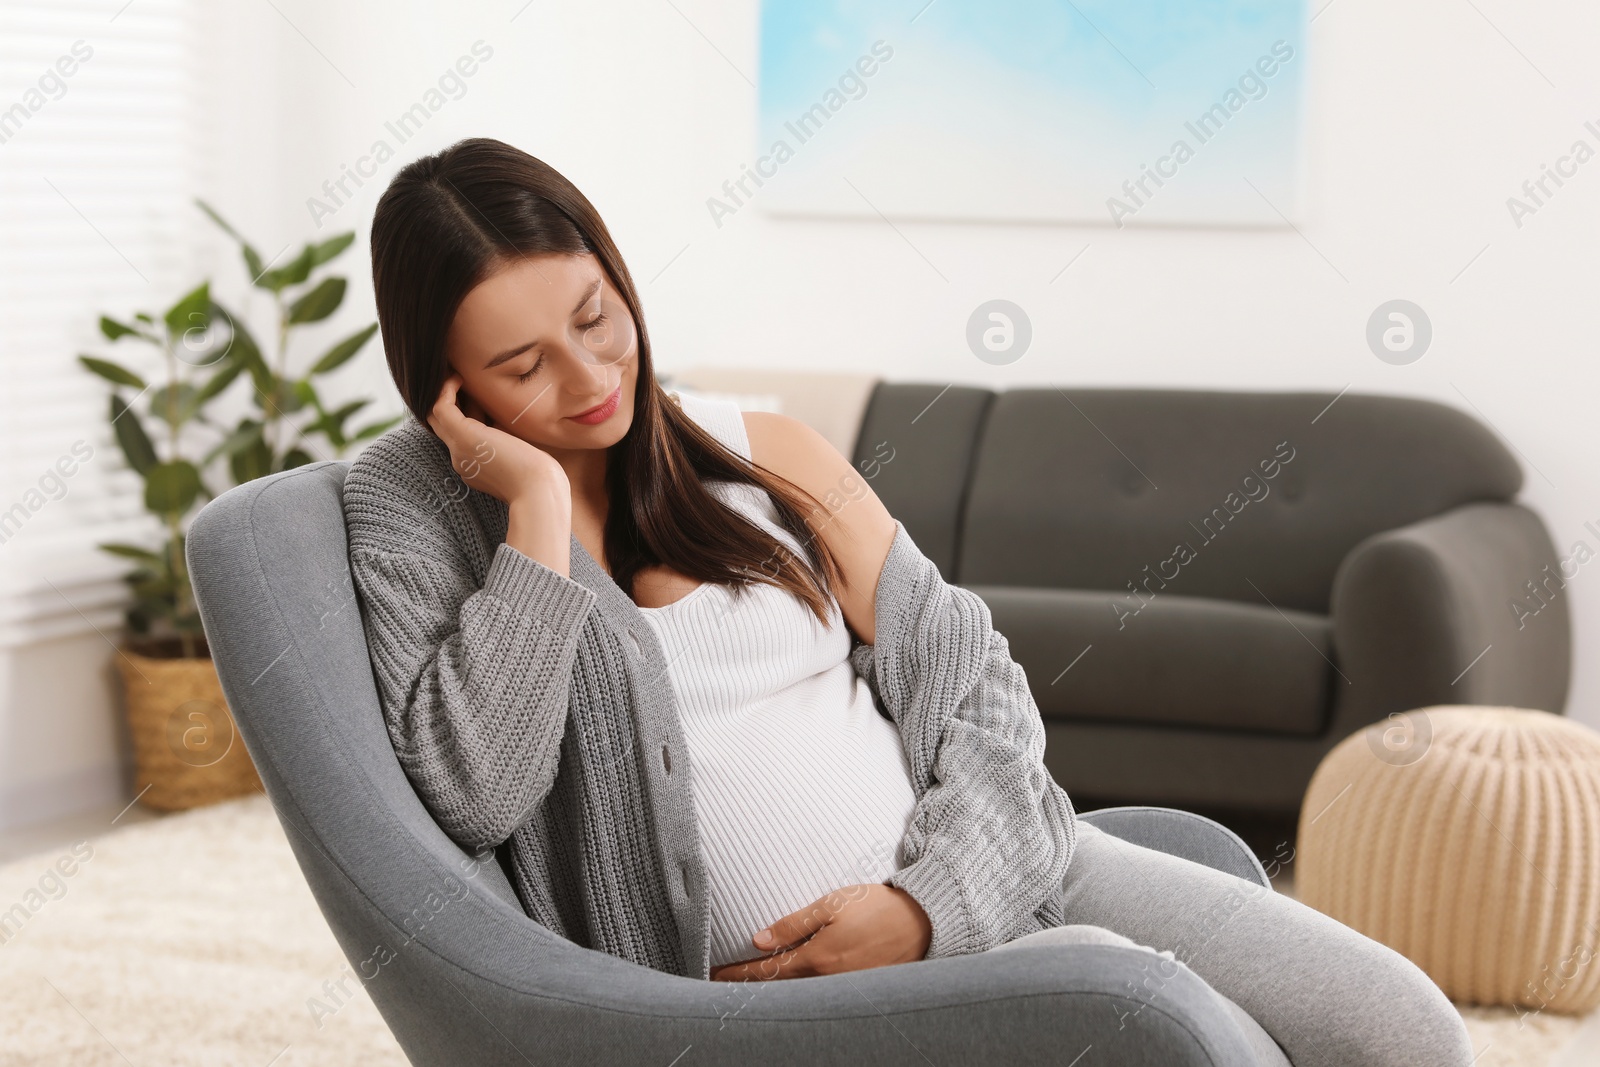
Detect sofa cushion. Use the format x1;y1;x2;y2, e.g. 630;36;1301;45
956;389;1522;613
971;585;1335;736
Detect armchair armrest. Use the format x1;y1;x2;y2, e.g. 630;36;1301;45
1327;502;1570;743
375;887;1267;1066
1078;807;1270;888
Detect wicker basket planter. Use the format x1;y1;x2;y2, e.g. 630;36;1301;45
114;637;262;811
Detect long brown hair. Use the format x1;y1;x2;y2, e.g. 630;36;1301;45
369;137;845;624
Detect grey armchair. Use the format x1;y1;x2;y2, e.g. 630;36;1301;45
187;459;1281;1066
849;385;1571;814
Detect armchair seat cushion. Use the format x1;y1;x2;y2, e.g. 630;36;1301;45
974;586;1333;736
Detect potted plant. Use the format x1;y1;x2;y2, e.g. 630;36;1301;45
79;200;401;811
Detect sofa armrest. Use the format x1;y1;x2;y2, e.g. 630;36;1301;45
1327;501;1570;744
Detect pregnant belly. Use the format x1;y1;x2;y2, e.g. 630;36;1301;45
683;677;919;969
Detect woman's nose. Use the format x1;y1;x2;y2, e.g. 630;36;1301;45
559;351;612;392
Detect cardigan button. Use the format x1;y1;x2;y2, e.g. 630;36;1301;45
661;743;672;774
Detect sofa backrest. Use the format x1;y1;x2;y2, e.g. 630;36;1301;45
850;382;995;583
855;385;1522;614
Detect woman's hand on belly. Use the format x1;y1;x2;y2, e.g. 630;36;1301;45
707;884;931;981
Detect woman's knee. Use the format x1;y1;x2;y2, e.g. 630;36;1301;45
1378;947;1474;1067
1310;936;1474;1067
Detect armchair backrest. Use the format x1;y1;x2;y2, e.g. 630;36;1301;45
184;463;576;999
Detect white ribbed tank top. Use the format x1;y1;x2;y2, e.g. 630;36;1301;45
637;392;919;969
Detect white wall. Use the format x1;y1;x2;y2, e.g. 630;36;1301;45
13;0;1597;833
235;0;1597;720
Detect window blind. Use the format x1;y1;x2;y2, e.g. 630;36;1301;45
0;0;208;646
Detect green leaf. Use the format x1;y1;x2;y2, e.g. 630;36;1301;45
327;398;369;429
100;315;145;341
278;448;314;472
194;356;245;404
260;245;315;292
126;606;155;634
292;379;319;409
129;560;179;589
148;383;204;429
351;414;404;442
195;198;250;246
163;281;211;341
129;588;177;614
302;399;368;449
133;312;154;325
144;460;202;515
110;394;158;475
195;199;267;284
203;419;263;466
98;542;165;566
176;298;241;370
309;322;378;375
309;232;356;267
210;303;273;397
328;398;370;424
287;277;346;324
259;379;307;418
79;356;146;389
230;437;274;484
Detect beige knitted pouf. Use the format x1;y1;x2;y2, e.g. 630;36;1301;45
1297;705;1600;1014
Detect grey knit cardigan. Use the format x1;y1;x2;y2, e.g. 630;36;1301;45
341;415;1078;981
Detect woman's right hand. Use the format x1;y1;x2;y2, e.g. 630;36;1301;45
427;373;570;506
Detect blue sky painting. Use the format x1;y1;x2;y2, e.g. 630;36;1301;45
751;0;1307;226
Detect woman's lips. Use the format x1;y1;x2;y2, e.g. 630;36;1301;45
568;386;621;424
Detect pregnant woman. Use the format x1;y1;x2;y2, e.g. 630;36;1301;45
343;136;1473;1067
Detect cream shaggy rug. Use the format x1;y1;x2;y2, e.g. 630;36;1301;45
0;792;1588;1065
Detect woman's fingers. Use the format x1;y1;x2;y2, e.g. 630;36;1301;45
428;374;466;438
709;938;821;981
755;894;838;952
431;373;499;451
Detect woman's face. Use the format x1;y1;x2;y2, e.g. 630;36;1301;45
444;252;640;450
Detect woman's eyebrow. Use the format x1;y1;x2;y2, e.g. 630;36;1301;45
482;278;602;369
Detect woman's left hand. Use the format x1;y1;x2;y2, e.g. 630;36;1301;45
708;884;932;981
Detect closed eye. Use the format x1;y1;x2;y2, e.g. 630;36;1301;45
513;312;607;383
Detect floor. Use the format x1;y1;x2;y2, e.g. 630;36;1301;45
0;790;162;866
0;791;407;1066
0;793;1593;1066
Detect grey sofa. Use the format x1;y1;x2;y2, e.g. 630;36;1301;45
849;385;1572;814
188;459;1284;1066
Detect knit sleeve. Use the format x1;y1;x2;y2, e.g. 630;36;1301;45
340;426;605;853
348;533;598;855
849;520;1077;960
